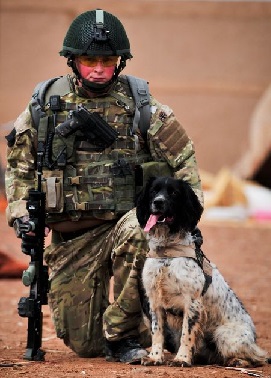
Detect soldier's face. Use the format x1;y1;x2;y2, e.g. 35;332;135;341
75;56;116;84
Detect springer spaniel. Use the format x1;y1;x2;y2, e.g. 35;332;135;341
136;176;268;367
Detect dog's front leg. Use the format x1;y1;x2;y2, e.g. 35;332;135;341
170;297;204;367
142;307;165;366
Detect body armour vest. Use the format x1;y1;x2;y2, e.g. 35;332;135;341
38;76;154;224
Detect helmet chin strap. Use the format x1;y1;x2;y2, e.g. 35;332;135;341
67;56;127;95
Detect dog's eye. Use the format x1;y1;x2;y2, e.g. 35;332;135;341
150;186;160;196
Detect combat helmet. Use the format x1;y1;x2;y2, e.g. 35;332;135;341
60;9;133;94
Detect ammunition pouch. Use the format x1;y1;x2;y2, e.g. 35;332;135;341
42;156;172;219
63;157;144;216
41;170;64;213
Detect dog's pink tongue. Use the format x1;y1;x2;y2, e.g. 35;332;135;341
144;214;160;232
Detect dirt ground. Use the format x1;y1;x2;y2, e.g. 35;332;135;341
0;212;271;378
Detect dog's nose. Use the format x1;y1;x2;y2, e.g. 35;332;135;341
153;198;164;206
153;196;165;210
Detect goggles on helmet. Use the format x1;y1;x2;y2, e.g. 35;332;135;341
77;55;119;67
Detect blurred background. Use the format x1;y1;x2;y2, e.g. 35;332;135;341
0;0;271;232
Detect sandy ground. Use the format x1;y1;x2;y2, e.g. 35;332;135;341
0;212;271;378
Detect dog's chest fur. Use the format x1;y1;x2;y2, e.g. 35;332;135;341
142;225;254;332
143;225;206;311
143;256;205;310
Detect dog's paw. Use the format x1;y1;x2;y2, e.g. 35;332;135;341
226;358;250;368
141;356;164;366
168;359;191;367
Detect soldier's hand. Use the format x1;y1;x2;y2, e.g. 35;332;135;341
13;216;51;238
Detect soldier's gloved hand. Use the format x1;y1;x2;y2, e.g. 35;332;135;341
13;216;31;238
13;216;51;238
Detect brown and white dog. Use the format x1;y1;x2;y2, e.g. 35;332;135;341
136;176;268;367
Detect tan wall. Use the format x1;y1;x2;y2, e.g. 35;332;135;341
1;0;271;173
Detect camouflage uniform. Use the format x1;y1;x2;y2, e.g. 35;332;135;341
5;74;203;357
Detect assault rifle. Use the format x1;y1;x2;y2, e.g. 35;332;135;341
14;148;48;361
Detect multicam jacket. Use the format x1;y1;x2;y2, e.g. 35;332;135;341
5;74;203;227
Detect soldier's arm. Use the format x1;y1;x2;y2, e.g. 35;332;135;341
147;98;204;206
5;106;37;226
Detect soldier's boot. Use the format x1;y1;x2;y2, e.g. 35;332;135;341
105;337;147;364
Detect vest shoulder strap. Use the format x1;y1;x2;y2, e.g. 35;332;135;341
30;76;71;129
125;75;151;141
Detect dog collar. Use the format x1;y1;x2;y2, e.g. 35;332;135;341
147;244;196;259
146;226;213;295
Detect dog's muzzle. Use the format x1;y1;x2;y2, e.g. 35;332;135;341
151;194;167;213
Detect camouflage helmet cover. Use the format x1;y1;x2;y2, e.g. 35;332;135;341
60;9;132;59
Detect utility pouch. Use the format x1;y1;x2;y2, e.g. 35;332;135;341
111;159;134;214
41;170;64;212
135;161;172;195
52;133;76;165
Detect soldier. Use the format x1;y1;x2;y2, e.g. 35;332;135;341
5;9;203;363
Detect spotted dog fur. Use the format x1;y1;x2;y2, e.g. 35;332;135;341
136;177;268;367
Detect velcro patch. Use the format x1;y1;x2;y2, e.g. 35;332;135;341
157;119;189;156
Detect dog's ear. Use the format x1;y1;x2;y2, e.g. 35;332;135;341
177;180;204;232
136;176;156;228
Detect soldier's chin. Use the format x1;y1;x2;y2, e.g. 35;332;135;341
82;77;115;94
